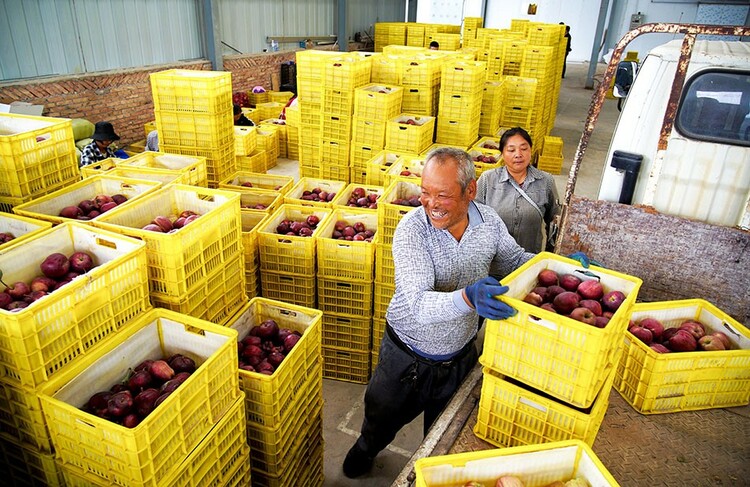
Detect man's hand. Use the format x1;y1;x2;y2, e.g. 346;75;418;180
464;277;517;320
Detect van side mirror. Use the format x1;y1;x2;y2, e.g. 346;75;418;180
613;61;638;98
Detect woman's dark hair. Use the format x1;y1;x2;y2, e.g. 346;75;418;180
499;127;533;151
233;104;242;115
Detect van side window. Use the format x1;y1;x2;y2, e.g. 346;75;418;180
676;70;750;146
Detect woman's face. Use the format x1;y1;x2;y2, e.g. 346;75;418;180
502;134;532;175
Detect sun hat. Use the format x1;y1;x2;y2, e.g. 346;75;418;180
91;121;120;141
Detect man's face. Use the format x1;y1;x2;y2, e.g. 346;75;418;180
419;157;476;240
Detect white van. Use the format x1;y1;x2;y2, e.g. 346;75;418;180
597;40;750;230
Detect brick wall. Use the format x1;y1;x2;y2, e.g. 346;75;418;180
0;51;296;145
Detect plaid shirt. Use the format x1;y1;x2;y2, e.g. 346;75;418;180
80;141;116;167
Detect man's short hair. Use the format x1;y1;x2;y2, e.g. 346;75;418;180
424;147;475;192
429;41;439;49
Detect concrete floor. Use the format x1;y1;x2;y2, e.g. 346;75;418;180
267;61;621;487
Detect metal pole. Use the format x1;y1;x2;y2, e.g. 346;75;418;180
338;0;348;52
584;0;611;89
201;0;222;70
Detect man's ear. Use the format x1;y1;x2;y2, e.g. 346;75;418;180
467;179;477;200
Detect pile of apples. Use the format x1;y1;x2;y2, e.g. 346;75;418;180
142;211;200;233
0;250;98;311
629;317;732;353
343;187;379;209
330;220;375;242
0;232;16;244
480;141;499;150
59;194;128;220
298;187;336;203
523;268;626;328
275;215;320;237
241;202;268;210
238;319;301;374
397;170;421;178
391;195;421;207
473;154;498;164
398;118;420;126
239;182;284;191
82;354;197;428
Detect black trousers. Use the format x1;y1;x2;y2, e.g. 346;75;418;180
355;325;478;456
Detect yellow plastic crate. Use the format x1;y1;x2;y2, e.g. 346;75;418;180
235;189;282;214
13;175;162;225
250;428;323;487
79;158;187;185
475;368;612;449
0;113;79;200
321;163;351;183
472;135;501;151
401;85;440;116
373;280;394;320
354;84;404;121
229;298;322;427
370;55;402;85
258;204;332;274
615;299;750;414
236;151;267;173
164;142;236;188
366;150;413;187
92;184;241;298
144;120;157;138
219;171;294;194
386;114;436;154
256;128;279;163
150;69;232;113
375;243;395;285
234;126;257;156
435;118;481;147
322;312;372;351
324;54;373;91
0;211;52;251
483;252;642;408
438;91;483;122
247;393;322;477
431;32;461;51
245;265;260;299
537;154;563;174
155;109;233;148
400;57;442;87
146;254;248;327
285;177;347;208
468;148;503;177
39;308;240;487
117;151;208;187
385;156;426;187
320;113;352;142
322;345;371;384
350;144;380;171
284;104;300;127
414;439;620;487
322;89;355;117
254;102;285;122
331;183;383;212
259;269;316;309
378;180;421;245
351;118;387;148
268;90;294;105
240;212;269;274
0;436;63;487
319;138;350;165
0;222;148;388
420;143;470;155
317;277;374;317
62;394;249;487
542;135;563;157
242;107;259;124
316;208;377;280
0;377;53;452
441;61;487;93
247;91;270;107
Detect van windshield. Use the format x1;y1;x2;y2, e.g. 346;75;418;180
675;70;750;146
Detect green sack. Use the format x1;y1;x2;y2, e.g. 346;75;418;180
71;119;95;141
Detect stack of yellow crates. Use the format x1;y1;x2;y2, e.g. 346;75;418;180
537;135;564;174
285;104;300;160
476;253;643;449
259;119;287;161
229;298;324;487
316;206;378;383
0;113;81;212
151;69;236;187
319;53;373;183
424;23;461;48
400;55;442;116
407;23;426;47
479;80;505;137
463;17;484;45
499;76;537;135
350;84;404;183
375;22;407;52
436;60;487;147
296;50;337;178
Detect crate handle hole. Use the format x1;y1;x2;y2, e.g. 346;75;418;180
95;238;118;250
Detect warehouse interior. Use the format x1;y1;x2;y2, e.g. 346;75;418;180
1;0;750;487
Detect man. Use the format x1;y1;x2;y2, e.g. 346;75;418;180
342;148;535;478
561;23;572;78
80;121;119;167
429;40;440;50
233;104;255;126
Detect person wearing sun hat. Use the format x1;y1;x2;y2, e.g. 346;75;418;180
80;121;120;167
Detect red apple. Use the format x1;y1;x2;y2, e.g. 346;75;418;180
593;316;610;328
668;329;697;352
629;325;653;345
649;343;671;354
570;307;597;325
679;321;705;341
522;292;543;306
709;331;731;350
577;280;603;300
559;274;582;292
698;335;725;351
602;290;625;311
552;291;580;314
638;318;665;342
579;299;602;316
536;269;559;287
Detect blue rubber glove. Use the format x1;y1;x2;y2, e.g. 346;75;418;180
567;251;605;268
464;277;517;320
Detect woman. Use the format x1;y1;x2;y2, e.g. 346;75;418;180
476;127;560;253
80;121;119;167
